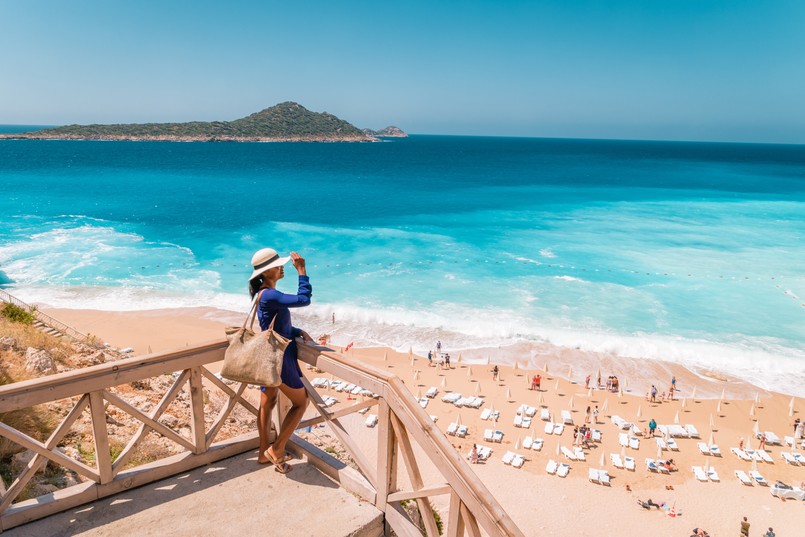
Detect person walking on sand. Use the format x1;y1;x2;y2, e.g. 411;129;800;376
492;365;499;381
585;374;591;389
593;405;600;424
249;248;314;474
649;418;657;437
535;374;541;391
740;516;750;537
585;405;591;424
650;385;658;403
758;433;767;450
436;340;442;354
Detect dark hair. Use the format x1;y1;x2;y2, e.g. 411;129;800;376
249;276;263;298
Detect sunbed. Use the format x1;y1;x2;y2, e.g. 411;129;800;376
735;470;753;486
466;397;485;409
447;422;459;435
531;438;544;451
544;421;554;435
629;436;640;450
598;469;611;486
692;466;708;482
619;433;629;447
573;447;586;461
322;396;338;407
540;408;551;421
561;446;577;460
763;431;781;445
456;425;468;438
523;436;533;449
552;423;564;435
698;442;709;455
556;463;570;477
756;449;774;463
477;445;493;460
656;437;667;451
744;449;761;461
610;453;624;468
358;406;370;415
645;458;659;472
441;392;461;403
684;424;700;438
748;470;767;486
546;459;558;474
493;430;504;443
784;435;795;447
350;385;363;395
430;415;438;422
311;377;327;388
667;438;679;450
514;415;523;428
343;383;356;393
483;428;494;442
770;483;805;501
709;444;722;457
561;410;573;425
524;405;537;417
365;414;378;427
707;467;720;481
425;387;438;398
480;408;491;421
624;456;636;471
780;452;798;465
502;451;515;465
512;454;525;468
630;424;643;436
665;424;688;437
730;447;750;461
611;415;630;430
656;460;671;474
418;398;429;409
522;417;532;429
455;397;472;407
591;429;602;442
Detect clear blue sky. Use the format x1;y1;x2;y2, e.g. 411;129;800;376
1;1;804;143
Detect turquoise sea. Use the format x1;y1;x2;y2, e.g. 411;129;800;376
1;131;804;395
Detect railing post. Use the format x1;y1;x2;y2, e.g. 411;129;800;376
89;390;113;484
189;367;207;455
375;400;396;512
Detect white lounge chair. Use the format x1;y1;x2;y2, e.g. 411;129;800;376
365;414;378;428
556;463;570;477
591;429;602;442
480;408;491;421
757;449;774;463
531;438;544;451
493;430;504;443
656;437;667;451
514;415;523;428
735;470;753;486
763;431;781;445
784;435;795;447
610;453;624;468
483;428;493;442
561;410;573;425
524;405;537;417
748;470;768;486
667;438;679;450
419;398;429;409
456;425;468;438
546;459;558;474
553;424;565;435
350;385;362;395
781;452;799;465
745;449;761;461
447;422;459;435
731;447;751;461
544;421;554;435
624;456;636;471
630;424;643;436
656;460;671;475
692;466;708;482
573;447;586;461
523;436;533;449
599;470;611;486
425;387;438;398
322;396;338;407
611;415;630;430
709;444;722;457
629;436;640;450
430;415;438;422
540;408;551;421
645;458;659;472
698;442;710;455
502;451;515;465
707;467;720;481
441;392;461;403
666;424;688;437
619;433;629;447
522;417;532;429
358;406;370;414
561;446;577;460
684;424;700;438
512;454;525;468
793;452;805;464
477;445;493;460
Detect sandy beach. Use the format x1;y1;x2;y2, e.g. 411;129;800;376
42;306;805;536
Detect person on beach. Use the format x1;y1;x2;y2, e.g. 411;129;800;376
535;374;541;391
650;385;658;403
585;405;591;424
740;516;750;536
427;350;432;366
585;374;591;389
764;527;774;537
249;248;314;474
445;353;451;368
758;433;767;450
649;418;657;437
436;340;441;354
739;437;745;450
468;444;479;464
492;365;499;381
593;405;599;424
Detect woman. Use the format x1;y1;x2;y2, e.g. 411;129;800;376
248;247;313;474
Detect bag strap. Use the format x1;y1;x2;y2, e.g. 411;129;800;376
245;289;280;332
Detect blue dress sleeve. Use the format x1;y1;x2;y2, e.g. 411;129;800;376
268;275;312;308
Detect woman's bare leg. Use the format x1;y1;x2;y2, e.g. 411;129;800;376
266;384;309;462
257;387;279;463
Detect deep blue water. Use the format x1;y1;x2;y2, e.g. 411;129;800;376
1;134;803;393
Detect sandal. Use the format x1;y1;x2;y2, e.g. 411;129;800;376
263;447;293;466
274;461;292;474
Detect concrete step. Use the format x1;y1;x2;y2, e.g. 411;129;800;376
2;450;384;537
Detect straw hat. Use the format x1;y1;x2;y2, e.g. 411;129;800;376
249;248;290;281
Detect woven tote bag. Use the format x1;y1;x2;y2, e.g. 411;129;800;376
221;291;290;386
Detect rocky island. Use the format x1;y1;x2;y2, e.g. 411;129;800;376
0;102;395;143
362;126;408;138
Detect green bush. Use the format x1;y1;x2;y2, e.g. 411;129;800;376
1;303;36;325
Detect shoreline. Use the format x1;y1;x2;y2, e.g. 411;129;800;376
38;305;805;535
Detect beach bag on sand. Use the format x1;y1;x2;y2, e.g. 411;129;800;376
222;291;289;387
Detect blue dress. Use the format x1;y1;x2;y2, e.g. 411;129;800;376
256;275;312;389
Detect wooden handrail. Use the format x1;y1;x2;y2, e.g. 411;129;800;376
0;338;523;536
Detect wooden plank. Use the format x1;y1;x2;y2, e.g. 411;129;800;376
300;377;378;489
288;435;376;503
0;420;99;483
111;370;189;474
89;390;113;484
297;398;377;429
0;340;229;412
385;502;425;537
200;367;259;415
447;492;465;537
0;481;98;531
205;381;248;449
102;390;196;453
460;502;483;537
188;367;207;454
375;400;395;511
0;394;89;513
389;413;441;537
386;483;451;503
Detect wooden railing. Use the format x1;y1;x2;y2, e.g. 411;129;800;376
0;340;524;536
0;289;94;345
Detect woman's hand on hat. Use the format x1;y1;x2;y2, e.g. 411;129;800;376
298;329;314;343
290;252;306;276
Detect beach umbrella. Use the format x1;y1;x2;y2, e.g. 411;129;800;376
751;457;758;472
408;346;413;358
383;351;388;362
753;420;760;436
413;370;420;382
720;388;726;401
487;356;491;365
456;413;463;426
754;392;761;405
475;382;482;395
745;436;752;451
587;387;593;398
681;397;687;409
544;363;549;374
596;368;601;387
513;360;519;372
601;399;609;414
691;386;697;401
555;379;561;392
467;367;473;378
417;387;423;399
708;431;714;446
567;365;573;379
636;405;642;419
599;451;606;467
716;400;722;414
703;458;709;472
506;387;512;400
410;356;415;367
568;396;575;410
618;386;623;399
620;445;627;460
657;445;663;459
440;376;447;388
673;411;680;424
457;353;462;363
749;403;755;417
709;413;715;430
555;441;561;456
515;436;521;450
538;392;545;406
789;397;795;416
